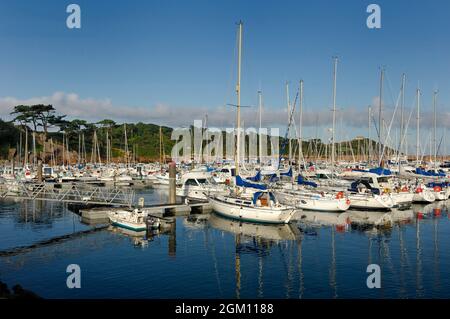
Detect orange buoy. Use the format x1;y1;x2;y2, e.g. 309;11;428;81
434;185;442;192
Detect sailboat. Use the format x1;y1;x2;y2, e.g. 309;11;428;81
274;60;351;212
208;21;295;224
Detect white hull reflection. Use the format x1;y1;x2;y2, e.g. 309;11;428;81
208;214;300;241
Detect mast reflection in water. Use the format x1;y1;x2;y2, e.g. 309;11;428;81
1;189;450;298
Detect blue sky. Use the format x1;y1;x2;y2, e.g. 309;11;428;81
0;0;449;150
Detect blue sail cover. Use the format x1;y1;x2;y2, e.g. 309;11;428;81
297;175;318;188
414;168;445;177
280;167;293;177
349;180;380;195
236;175;267;190
368;167;392;176
247;170;262;182
415;168;432;176
427;181;449;188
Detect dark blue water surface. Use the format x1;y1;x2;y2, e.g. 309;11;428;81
1;188;450;299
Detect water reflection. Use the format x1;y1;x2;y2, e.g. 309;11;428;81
207;214;302;298
208;214;301;242
0;195;450;298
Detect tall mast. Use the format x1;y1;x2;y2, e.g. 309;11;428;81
286;81;292;166
124;123;128;166
235;21;243;177
258;90;262;164
416;88;421;164
298;80;304;173
378;68;384;164
204;113;208;164
399;73;405;172
331;57;338;167
159;125;162;166
400;73;406;157
433;90;438;167
368;105;371;163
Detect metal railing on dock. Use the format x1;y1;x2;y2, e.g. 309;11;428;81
0;181;135;207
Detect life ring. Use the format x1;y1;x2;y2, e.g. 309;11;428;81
401;186;408;192
433;185;442;192
415;187;423;193
335;191;344;199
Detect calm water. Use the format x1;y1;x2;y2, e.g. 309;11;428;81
1;188;450;299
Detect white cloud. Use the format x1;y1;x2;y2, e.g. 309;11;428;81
0;91;448;131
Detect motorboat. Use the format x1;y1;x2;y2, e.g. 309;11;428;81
108;209;148;231
176;171;229;201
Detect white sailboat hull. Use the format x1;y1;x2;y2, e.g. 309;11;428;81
390;192;414;207
413;190;435;203
348;193;394;211
209;196;295;224
275;191;350;212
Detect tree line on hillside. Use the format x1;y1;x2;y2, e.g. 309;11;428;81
0;104;388;165
1;104;174;164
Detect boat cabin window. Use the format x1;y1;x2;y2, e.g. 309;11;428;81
377;177;390;183
197;178;207;184
316;174;329;179
185;179;199;186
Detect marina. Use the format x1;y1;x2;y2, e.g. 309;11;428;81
2;0;450;303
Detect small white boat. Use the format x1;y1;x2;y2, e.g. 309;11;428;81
108;209;147;231
208;190;295;224
355;173;414;209
176;171;229;201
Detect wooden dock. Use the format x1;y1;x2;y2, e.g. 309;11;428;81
79;200;212;224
